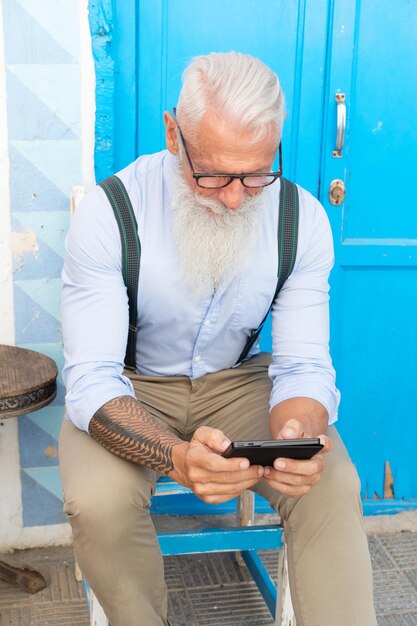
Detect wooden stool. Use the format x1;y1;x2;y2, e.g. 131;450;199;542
0;344;58;593
0;345;57;417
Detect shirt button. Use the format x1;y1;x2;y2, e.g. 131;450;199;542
204;320;211;327
194;355;201;363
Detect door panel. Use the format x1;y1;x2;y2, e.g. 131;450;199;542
321;0;417;498
344;1;417;239
336;268;416;498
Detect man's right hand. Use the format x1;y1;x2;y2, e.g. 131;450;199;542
170;426;264;504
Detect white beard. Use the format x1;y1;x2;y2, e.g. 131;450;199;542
172;162;265;299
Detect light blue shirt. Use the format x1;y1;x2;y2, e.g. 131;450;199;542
62;150;340;432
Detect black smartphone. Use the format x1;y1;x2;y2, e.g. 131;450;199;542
222;438;323;466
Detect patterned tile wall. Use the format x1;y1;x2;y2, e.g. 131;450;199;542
3;0;82;526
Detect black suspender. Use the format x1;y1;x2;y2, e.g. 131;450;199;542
98;175;140;371
98;175;299;371
235;177;299;364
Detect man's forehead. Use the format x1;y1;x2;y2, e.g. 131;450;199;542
186;112;277;172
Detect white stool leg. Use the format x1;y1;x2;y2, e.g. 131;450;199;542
74;560;83;582
276;541;296;626
90;589;109;626
235;490;255;567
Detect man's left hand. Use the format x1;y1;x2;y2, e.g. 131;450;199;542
263;418;333;497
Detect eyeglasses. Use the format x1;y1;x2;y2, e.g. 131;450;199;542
172;108;282;189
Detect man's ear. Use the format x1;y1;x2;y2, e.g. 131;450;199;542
164;111;179;155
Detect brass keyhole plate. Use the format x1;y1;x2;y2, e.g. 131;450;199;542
329;179;346;205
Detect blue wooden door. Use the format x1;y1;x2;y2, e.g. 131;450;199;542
320;0;417;500
91;0;417;503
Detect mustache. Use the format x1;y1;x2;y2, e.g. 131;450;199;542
190;186;263;218
173;159;265;219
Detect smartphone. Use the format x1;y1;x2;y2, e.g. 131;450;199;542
222;438;323;466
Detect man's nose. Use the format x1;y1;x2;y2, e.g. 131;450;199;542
218;178;246;211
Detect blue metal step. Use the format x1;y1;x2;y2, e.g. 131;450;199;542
158;524;282;556
155;475;193;496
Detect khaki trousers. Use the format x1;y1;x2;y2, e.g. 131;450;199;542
59;353;377;626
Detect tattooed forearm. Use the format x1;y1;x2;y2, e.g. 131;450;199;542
89;395;182;474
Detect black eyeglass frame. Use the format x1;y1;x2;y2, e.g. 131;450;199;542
172;108;283;189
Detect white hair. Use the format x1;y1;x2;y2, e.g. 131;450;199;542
176;51;285;145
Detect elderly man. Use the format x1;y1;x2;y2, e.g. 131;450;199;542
59;52;377;626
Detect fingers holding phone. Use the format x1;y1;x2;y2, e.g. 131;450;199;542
264;418;333;497
176;426;264;504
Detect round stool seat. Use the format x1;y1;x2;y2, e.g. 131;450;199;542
0;345;58;418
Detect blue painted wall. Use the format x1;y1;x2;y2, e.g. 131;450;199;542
2;0;82;527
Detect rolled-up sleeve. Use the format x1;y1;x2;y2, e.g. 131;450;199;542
269;189;341;424
61;186;135;432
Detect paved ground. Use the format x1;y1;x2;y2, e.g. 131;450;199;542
1;512;417;625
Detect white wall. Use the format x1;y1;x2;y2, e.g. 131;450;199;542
0;0;95;551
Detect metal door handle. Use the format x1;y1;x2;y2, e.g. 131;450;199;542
333;93;346;158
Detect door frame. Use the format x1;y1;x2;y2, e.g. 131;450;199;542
88;0;138;182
